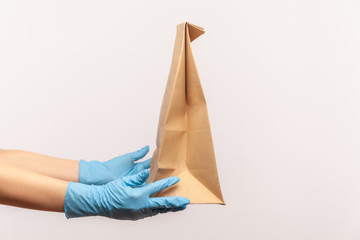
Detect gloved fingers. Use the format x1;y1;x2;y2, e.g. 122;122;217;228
134;158;152;172
143;177;180;196
122;169;149;186
125;145;149;161
171;205;187;212
146;205;187;217
149;196;190;209
131;179;148;188
151;205;187;214
141;208;160;218
149;208;171;214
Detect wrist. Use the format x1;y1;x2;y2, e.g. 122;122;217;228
64;181;107;219
78;159;89;184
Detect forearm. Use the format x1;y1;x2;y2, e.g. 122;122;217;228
0;162;68;212
0;150;79;182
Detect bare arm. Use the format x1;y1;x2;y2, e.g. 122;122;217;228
0;150;79;182
0;162;68;212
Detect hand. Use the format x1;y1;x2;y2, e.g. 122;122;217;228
79;146;152;185
64;169;190;220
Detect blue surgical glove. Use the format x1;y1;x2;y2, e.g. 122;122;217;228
79;145;152;185
64;169;190;220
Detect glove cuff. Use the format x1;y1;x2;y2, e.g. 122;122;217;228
64;182;72;219
78;159;91;184
64;181;105;218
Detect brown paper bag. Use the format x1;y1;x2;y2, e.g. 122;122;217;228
149;22;225;204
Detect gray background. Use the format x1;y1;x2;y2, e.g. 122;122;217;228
1;0;360;239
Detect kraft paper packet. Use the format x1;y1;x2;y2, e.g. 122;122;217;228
148;22;225;204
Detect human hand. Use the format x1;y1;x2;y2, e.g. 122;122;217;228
79;146;152;185
64;169;190;220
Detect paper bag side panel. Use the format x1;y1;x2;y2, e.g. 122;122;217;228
149;23;187;183
156;23;187;146
185;23;225;203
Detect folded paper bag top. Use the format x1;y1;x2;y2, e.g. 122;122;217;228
148;22;225;204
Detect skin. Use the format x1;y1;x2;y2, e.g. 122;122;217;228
0;149;79;182
0;149;79;212
0;162;68;212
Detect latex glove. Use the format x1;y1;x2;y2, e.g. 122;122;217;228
65;169;190;220
79;145;152;185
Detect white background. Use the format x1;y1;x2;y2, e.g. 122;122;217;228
1;0;360;239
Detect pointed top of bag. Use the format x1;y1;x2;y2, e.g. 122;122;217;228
180;22;205;42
